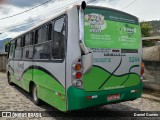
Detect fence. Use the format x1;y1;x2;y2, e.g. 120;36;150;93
143;46;160;61
0;54;7;72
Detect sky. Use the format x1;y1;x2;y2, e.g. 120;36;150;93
0;0;160;40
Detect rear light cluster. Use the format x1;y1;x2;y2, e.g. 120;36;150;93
74;72;82;79
73;63;81;71
141;62;144;75
72;59;83;88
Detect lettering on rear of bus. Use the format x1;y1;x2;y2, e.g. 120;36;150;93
93;58;111;63
129;57;140;62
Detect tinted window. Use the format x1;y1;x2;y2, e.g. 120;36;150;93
35;26;48;44
33;42;51;59
24;34;30;46
15;38;22;59
16;38;22;48
52;17;65;59
23;46;33;59
9;43;15;59
24;33;33;46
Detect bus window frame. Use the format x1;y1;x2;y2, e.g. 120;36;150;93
14;37;23;60
51;15;67;62
8;41;15;60
9;14;67;63
33;23;52;61
22;32;34;60
33;40;52;60
32;14;67;63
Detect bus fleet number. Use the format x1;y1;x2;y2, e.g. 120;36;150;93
129;57;140;62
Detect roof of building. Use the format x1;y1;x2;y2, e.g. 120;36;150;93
142;36;160;41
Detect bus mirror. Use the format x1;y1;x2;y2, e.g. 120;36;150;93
82;52;93;74
5;44;10;52
81;1;86;10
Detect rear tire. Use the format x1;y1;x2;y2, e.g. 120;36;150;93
7;72;13;86
31;84;40;105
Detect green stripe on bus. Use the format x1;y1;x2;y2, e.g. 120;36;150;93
83;66;140;91
67;83;142;110
21;68;66;111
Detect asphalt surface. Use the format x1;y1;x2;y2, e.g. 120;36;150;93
0;72;160;120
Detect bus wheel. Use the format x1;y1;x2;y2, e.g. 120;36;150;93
7;72;13;86
31;84;40;105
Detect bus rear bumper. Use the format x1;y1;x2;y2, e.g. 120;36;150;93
67;83;142;111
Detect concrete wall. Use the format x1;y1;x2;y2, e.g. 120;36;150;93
0;54;7;72
143;61;160;92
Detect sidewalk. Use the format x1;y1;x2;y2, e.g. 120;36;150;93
142;89;160;101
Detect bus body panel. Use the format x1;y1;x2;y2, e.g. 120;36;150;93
83;7;142;91
32;62;66;111
67;6;142;110
67;83;142;110
7;12;68;112
65;6;81;110
10;61;67;111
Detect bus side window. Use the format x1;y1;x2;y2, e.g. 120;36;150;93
14;38;22;59
24;34;30;46
52;16;65;59
22;33;33;59
38;26;48;43
33;26;51;60
9;43;15;59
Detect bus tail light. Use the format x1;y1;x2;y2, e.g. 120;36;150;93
72;58;83;88
73;63;81;71
73;72;82;79
73;80;83;87
141;62;144;75
141;69;144;75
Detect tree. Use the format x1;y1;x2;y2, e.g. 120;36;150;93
140;22;154;47
140;22;152;37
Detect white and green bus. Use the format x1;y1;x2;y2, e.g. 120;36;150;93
5;2;143;112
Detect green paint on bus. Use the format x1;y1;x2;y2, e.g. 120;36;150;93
84;8;141;49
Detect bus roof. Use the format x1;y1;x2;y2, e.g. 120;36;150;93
11;5;139;41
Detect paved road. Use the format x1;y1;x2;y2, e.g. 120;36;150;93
0;72;160;120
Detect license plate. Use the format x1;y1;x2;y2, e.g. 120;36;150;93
107;94;120;101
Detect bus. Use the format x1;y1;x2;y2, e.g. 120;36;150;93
5;1;143;112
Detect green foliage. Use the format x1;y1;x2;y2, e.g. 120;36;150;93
142;41;154;47
149;20;160;30
4;41;10;45
140;22;152;37
140;22;154;47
